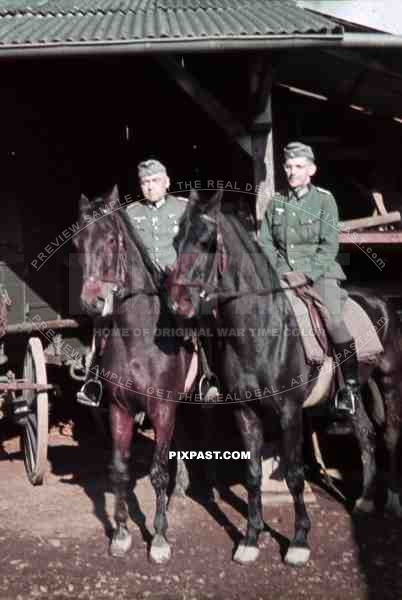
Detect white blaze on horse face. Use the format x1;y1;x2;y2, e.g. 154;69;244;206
140;172;170;203
284;157;316;189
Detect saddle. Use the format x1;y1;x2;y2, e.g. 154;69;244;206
281;274;384;408
281;275;383;366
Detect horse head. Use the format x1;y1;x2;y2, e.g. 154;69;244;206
166;189;224;319
73;185;127;316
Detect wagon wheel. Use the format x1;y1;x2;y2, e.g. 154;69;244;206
21;337;49;485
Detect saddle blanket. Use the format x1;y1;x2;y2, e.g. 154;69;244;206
282;289;384;365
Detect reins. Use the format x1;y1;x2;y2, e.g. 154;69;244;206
176;216;283;306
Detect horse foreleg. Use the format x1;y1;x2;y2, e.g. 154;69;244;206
149;416;175;564
281;404;311;567
233;406;264;564
109;404;134;557
351;401;376;514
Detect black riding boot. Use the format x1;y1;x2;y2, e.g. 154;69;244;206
333;340;361;417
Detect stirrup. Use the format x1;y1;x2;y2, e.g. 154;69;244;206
334;384;359;417
199;373;221;403
76;378;103;408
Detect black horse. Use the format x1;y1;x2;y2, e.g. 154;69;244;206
166;189;402;566
74;186;193;563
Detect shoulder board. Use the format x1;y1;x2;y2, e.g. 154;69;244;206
126;201;143;210
315;186;331;195
174;195;188;202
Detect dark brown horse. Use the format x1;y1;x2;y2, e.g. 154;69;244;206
74;186;192;563
166;189;402;566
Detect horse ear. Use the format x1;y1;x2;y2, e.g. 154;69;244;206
79;193;91;214
206;188;223;215
189;189;222;214
109;184;119;205
189;189;200;205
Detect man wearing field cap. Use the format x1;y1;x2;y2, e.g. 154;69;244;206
77;159;192;408
259;142;360;416
77;159;188;407
126;159;188;270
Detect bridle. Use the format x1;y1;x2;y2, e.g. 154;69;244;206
88;219;160;317
178;215;280;306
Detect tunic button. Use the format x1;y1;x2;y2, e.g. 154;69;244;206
155;247;159;251
155;236;159;241
290;228;295;233
292;212;296;217
290;244;294;248
290;259;295;264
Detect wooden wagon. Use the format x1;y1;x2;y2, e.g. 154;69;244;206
0;259;88;486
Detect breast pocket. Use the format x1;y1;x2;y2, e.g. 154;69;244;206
299;214;321;242
132;218;146;233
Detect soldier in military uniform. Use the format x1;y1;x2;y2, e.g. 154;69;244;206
259;142;360;416
126;159;188;270
77;159;188;407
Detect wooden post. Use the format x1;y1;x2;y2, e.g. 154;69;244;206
252;123;275;224
248;58;276;225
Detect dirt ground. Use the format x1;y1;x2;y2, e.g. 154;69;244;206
1;421;402;600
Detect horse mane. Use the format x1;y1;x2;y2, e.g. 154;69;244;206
221;212;281;292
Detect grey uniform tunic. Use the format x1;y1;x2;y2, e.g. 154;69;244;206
259;186;350;342
126;194;187;269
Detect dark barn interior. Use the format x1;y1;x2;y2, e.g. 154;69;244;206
0;47;402;431
1;52;402;322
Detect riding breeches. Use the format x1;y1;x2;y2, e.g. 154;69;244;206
312;277;351;344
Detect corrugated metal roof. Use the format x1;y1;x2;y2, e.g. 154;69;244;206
0;1;342;47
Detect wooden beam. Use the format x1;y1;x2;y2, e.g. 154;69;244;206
339;211;401;232
372;191;388;216
339;231;402;244
157;56;252;156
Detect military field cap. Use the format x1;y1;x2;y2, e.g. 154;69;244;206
284;142;315;162
137;159;167;179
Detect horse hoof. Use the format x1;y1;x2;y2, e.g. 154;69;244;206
110;528;132;558
284;546;311;567
385;490;402;518
353;498;375;514
150;535;171;564
233;543;260;564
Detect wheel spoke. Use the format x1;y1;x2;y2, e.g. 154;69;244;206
21;337;48;485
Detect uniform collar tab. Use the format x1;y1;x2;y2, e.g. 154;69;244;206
146;196;166;209
289;185;310;201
